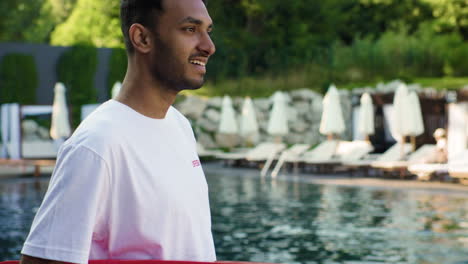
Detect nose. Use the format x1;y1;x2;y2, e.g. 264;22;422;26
198;32;216;56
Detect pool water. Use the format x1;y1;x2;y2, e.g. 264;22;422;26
1;167;467;264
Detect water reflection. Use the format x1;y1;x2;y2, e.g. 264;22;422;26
0;171;467;264
207;171;468;264
0;177;48;260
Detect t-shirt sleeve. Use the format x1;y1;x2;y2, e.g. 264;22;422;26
22;144;111;264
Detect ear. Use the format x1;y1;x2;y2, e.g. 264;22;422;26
129;24;152;54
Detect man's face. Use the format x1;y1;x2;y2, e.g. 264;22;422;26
149;0;215;91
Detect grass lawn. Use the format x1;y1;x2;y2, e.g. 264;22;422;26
412;77;468;90
182;75;468;98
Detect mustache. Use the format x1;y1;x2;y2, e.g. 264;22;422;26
189;52;209;59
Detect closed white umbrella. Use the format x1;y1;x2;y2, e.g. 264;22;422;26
218;95;238;134
240;97;259;143
391;83;412;158
358;92;374;140
408;91;424;150
50;83;71;140
408;92;424;137
267;91;289;137
391;83;412;141
320;84;345;139
111;81;122;99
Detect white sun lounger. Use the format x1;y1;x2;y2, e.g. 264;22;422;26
343;143;412;176
300;140;374;173
371;144;436;169
216;142;286;167
370;144;436;178
346;143;412;167
269;143;311;177
447;150;468;184
408;163;448;180
196;142;224;158
336;140;374;163
300;140;340;164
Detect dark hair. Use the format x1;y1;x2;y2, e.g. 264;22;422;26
120;0;207;54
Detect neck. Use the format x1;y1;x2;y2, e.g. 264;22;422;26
116;59;179;119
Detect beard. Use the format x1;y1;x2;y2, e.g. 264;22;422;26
150;36;205;92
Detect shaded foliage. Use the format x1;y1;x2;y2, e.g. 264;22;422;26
57;45;97;127
0;54;38;104
107;48;127;97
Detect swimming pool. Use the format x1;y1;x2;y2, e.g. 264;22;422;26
1;165;467;264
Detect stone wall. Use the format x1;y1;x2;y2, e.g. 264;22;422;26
174;88;353;149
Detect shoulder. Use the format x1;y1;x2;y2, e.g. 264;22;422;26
64;101;124;155
169;106;197;142
170;106;193;130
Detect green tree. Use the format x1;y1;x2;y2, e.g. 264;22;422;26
51;0;122;47
0;0;46;42
0;0;78;43
422;0;468;39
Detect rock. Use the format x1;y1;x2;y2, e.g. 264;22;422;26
255;108;268;123
290;119;308;133
287;106;299;123
204;108;220;123
215;133;239;148
197;132;217;149
293;102;310;117
232;97;244;110
407;83;422;92
290;89;321;101
22;120;38;133
253;98;270;112
240;133;260;146
207;96;222;109
285;133;305;145
197;118;218;132
37;127;50;139
258;120;268;133
309;97;323;120
175;95;207;119
376;79;404;93
22;120;39;140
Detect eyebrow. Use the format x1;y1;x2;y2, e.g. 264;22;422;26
179;16;213;29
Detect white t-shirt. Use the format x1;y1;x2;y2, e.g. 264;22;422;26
22;100;216;264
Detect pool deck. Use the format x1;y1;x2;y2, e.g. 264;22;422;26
0;158;55;177
203;161;468;194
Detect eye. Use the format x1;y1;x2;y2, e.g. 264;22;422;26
184;27;196;33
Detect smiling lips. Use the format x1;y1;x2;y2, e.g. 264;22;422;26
189;59;206;66
189;58;207;74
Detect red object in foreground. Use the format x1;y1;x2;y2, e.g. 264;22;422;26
1;260;274;264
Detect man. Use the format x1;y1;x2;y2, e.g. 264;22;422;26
20;0;216;263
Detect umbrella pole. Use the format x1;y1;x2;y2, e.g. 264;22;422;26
274;136;282;143
401;136;406;160
410;136;416;151
327;134;334;141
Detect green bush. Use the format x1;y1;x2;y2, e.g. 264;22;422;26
107;48;127;96
0;53;38;104
321;28;461;86
448;44;468;77
57;45;97;127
